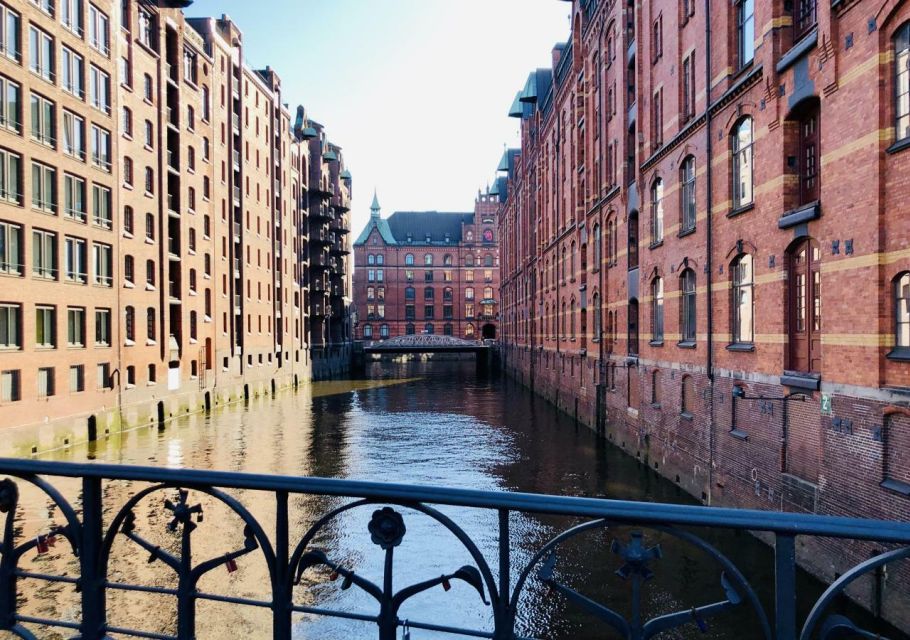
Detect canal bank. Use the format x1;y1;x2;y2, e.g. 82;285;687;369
4;360;904;639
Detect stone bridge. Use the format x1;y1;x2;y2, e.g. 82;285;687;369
363;334;490;354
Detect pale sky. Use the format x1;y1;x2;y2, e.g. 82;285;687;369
189;0;571;234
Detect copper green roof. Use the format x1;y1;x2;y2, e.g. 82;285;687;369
508;92;523;118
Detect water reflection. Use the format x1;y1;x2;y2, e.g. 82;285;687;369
3;360;904;639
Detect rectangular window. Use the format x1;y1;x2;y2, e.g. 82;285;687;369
90;125;111;170
37;366;54;397
67;306;84;346
681;53;695;122
92;183;111;228
31;162;56;213
738;0;755;67
35;305;55;347
0;220;22;274
92;242;112;286
405;304;415;320
61;0;84;35
94;308;111;346
28;26;54;82
30;93;54;146
61;46;84;97
183;48;197;84
0;303;20;348
465;303;475;319
1;369;20;401
0;5;20;62
62;110;85;159
652;88;663;149
63;173;85;221
32;228;56;279
64;236;86;282
89;65;110;113
69;364;84;392
88;4;109;55
0;75;20;132
138;8;154;49
96;362;110;389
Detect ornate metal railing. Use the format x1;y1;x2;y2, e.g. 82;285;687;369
1;458;909;639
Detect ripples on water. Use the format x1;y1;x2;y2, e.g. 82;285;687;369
4;360;904;639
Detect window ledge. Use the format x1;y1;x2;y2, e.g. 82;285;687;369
886;137;910;155
780;371;821;391
649;240;664;250
677;227;696;239
729;428;748;441
727;202;754;219
886;347;910;362
677;341;696;349
779;201;820;229
881;478;910;497
650;402;662;410
726;342;755;352
649;339;664;347
775;27;818;74
680;411;694;421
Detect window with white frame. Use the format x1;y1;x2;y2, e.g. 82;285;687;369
69;364;84;392
28;26;54;82
89;65;110;113
92;242;111;286
0;369;19;401
0;76;20;131
63;173;85;221
87;4;109;55
0;5;20;62
64;236;86;282
0;303;20;348
61;46;84;97
0;148;20;203
94;308;111;346
32;228;56;279
31;162;56;213
62;110;85;159
92;183;111;228
90;124;111;170
60;0;83;35
0;220;22;275
35;305;55;347
30;93;55;146
67;306;84;346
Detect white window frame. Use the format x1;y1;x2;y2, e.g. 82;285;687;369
0;303;20;348
92;242;111;286
64;235;86;283
32;228;56;279
61;46;84;98
87;4;109;56
89;64;110;113
0;75;20;132
67;306;84;346
0;220;21;275
31;161;56;213
91;182;111;228
28;26;54;82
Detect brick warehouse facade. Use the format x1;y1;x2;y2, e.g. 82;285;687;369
498;0;910;629
0;0;352;450
352;192;500;341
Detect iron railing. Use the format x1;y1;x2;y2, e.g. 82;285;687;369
0;458;908;640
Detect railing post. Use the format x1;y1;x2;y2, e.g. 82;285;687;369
80;476;106;639
775;533;797;640
496;509;512;640
273;491;292;640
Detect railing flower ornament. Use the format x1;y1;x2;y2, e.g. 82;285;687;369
368;507;405;550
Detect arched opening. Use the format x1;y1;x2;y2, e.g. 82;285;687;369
482;323;496;340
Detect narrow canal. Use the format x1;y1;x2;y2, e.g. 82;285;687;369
7;360;903;639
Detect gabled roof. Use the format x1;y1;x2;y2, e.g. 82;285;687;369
354;216;397;246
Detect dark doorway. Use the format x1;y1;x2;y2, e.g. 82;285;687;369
482;323;496;340
787;238;821;373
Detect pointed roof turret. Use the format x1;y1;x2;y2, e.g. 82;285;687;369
370;190;381;218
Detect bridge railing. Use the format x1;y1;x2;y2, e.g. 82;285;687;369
1;458;909;639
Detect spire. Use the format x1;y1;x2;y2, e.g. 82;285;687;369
370;189;381;219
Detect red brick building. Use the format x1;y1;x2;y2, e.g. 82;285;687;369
498;0;910;627
353;192;500;341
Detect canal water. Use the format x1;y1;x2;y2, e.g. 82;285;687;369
4;360;903;639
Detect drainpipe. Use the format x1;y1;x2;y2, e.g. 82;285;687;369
704;0;715;504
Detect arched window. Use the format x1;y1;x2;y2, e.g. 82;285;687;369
424;253;433;266
465;287;474;300
561;300;567;337
732;118;753;209
367;254;375;265
484;254;494;267
732;254;754;344
483;287;493;300
125;306;135;342
628;211;639;269
561;245;567;281
896;23;910;142
466;254;474;267
380;324;389;338
570;297;577;339
363;324;373;338
406;323;415;335
405;286;415;300
680;156;696;233
628;298;639;355
593;224;602;268
376;254;384;265
405;253;415;266
443;287;453;301
650;178;664;243
466;230;474;242
424;323;434;335
895;272;910;349
146;307;156;340
424;286;434;300
465;323;475;338
680;269;696;343
124;255;134;283
570;241;577;279
681;375;695;416
483;229;494;243
443;323;453;336
443;254;453;266
651;276;664;342
593;293;602;339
